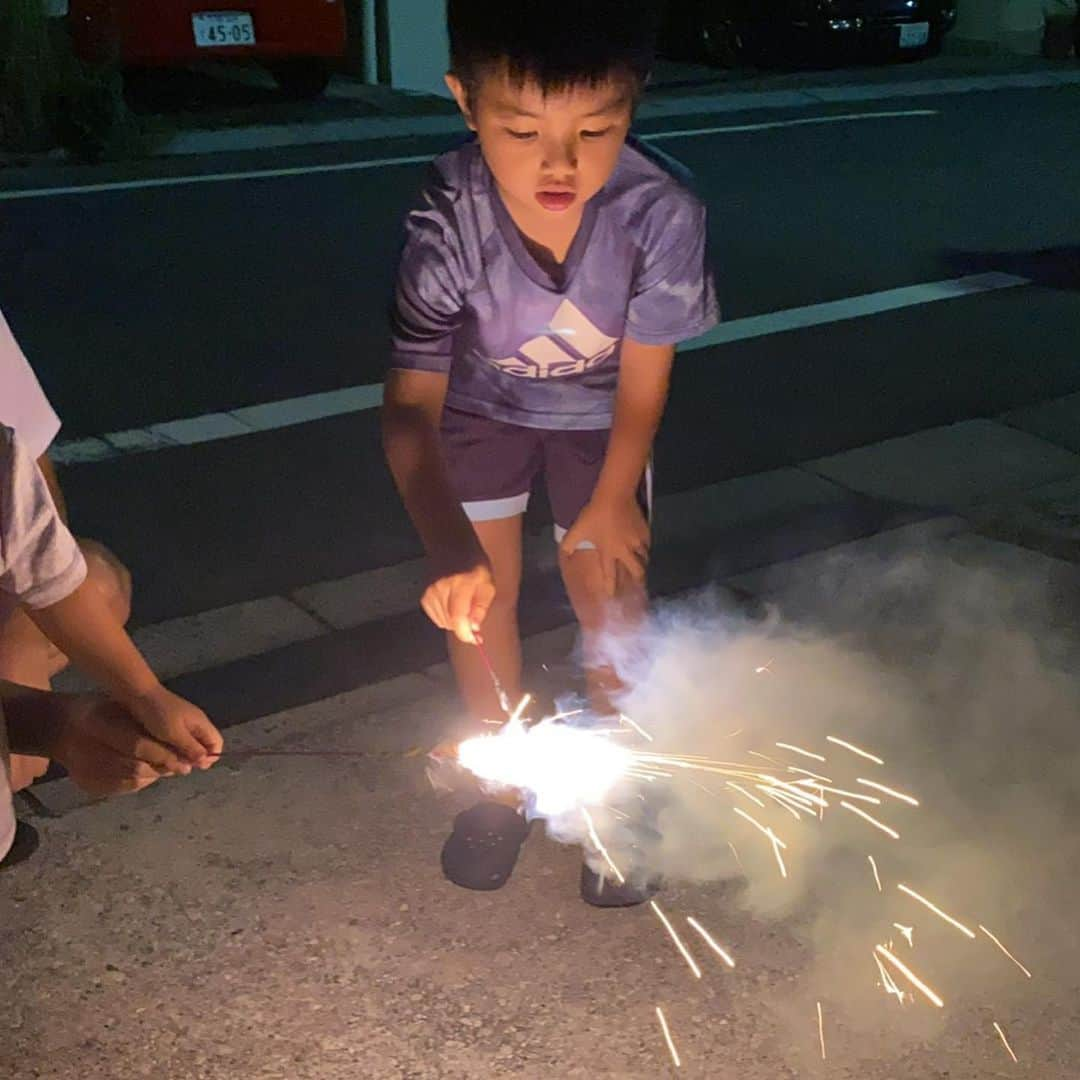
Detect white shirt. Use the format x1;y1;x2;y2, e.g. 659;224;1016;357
0;424;86;860
0;307;61;460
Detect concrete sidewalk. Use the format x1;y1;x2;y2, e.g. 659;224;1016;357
8;404;1080;1078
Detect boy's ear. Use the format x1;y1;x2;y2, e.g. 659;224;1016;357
445;73;476;129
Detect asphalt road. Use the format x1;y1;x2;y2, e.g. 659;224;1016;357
2;84;1079;624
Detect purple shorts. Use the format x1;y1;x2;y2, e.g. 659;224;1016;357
440;407;651;545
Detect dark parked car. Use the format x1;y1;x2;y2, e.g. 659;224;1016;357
661;0;959;67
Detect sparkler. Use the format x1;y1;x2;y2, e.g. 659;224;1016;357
840;801;900;840
896;884;975;939
874;945;944;1008
856;778;919;806
655;1006;681;1068
868;854;883;893
650;901;702;980
686;917;736;968
448;693;1033;1070
775;742;827;762
979;925;1033;979
826;735;884;765
474;638;512;716
993;1020;1019;1063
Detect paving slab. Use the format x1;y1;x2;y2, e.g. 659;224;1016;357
292;558;431;630
53;595;326;692
807;419;1080;508
654;469;849;547
728;515;969;601
965;473;1080;565
1002;391;1080;455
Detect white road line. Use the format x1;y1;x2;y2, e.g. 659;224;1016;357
0;109;936;202
51;272;1029;465
645;109;936;141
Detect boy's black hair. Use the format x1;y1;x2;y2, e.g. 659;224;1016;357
447;0;658;100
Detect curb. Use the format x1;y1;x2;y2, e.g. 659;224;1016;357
160;68;1080;157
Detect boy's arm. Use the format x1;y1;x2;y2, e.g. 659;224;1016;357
2;680;186;794
27;584;222;765
382;369;494;642
559;339;675;593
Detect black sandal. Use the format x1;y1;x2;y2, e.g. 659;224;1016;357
0;820;40;870
441;801;530;891
580;861;661;907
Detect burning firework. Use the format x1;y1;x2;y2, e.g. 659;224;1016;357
449;689;1033;1070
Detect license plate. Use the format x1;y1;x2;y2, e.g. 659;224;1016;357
899;21;930;48
192;12;256;48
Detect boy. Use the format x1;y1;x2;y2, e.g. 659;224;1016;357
0;422;221;866
382;1;716;903
0;305;163;791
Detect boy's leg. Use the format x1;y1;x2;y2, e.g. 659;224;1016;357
0;538;132;791
546;429;651;715
558;551;647;715
447;514;525;722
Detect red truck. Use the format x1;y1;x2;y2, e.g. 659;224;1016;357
69;1;348;98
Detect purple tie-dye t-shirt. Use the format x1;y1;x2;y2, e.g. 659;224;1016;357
390;138;718;431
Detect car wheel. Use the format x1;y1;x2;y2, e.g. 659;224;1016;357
269;59;331;100
701;17;744;67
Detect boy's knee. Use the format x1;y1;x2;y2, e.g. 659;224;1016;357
78;539;132;625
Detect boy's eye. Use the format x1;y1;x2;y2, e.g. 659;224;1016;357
581;127;613;140
506;129;537;141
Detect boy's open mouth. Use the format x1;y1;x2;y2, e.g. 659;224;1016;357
535;190;576;212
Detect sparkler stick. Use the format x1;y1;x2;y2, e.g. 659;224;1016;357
826;735;884;765
655;1006;681;1068
650;902;702;980
868;855;883;893
840;801;900;840
685;917;736;968
856;778;919;806
874;945;944;1008
896;884;975;939
993;1021;1019;1063
474;638;512;716
208;749;374;758
978;925;1032;979
816;1001;826;1060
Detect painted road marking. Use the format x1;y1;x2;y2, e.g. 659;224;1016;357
0;109;937;202
51;272;1029;465
645;109;936;141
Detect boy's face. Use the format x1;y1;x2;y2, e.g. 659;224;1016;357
447;69;634;227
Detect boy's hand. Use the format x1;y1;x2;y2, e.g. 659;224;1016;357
560;495;649;596
422;561;495;644
125;684;223;769
48;695;191;796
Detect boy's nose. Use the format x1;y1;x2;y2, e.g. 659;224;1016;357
541;136;578;177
